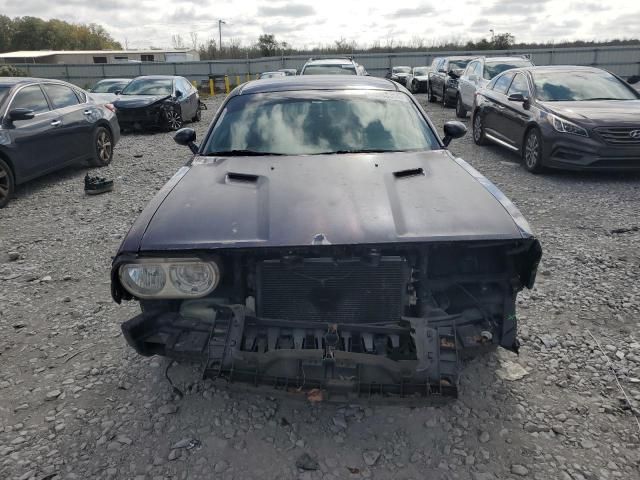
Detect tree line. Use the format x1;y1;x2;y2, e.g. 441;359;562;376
0;15;121;53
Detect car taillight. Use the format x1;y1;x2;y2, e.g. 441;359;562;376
104;103;116;112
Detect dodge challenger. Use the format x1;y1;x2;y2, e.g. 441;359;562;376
111;76;542;400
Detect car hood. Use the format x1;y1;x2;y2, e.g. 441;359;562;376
544;100;640;124
113;94;170;109
127;150;532;252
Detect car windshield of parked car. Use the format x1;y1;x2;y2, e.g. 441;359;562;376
0;86;10;105
393;67;411;74
484;60;533;79
533;71;639;101
303;65;357;75
413;67;429;76
449;60;471;70
204;91;440;155
90;81;126;93
121;78;173;95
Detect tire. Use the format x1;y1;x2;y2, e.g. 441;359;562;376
455;95;467;118
165;107;183;131
472;112;488;146
88;126;113;167
428;85;437;103
523;128;545;173
0;157;15;209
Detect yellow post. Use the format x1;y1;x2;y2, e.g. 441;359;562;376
224;75;230;94
192;80;197;88
236;75;241;86
209;78;214;95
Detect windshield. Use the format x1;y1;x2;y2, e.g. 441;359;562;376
121;78;173;95
303;65;357;75
90;80;128;93
485;60;533;79
393;67;411;74
203;91;439;155
449;60;471;70
413;67;429;76
533;70;639;101
0;86;10;105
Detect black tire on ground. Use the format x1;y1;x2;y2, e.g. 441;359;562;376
428;85;437;103
165;107;183;131
472;112;488;146
87;126;113;167
455;95;467;118
523;127;545;174
0;157;15;209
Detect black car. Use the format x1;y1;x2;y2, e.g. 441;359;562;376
113;75;200;131
89;78;131;94
111;76;541;400
472;66;640;172
428;56;475;106
0;77;120;208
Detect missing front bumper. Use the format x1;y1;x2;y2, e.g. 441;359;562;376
121;305;473;399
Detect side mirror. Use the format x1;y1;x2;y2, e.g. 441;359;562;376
114;90;122;95
448;71;459;79
8;108;35;121
173;128;198;154
175;90;183;98
508;93;525;102
442;121;467;147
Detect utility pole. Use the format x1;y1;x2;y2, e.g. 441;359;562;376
218;19;226;52
490;29;495;43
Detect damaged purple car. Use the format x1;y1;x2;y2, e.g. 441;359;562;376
111;76;541;400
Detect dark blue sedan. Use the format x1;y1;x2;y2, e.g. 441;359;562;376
0;77;120;208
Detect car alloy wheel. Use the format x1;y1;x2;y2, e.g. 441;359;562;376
456;96;467;118
0;158;14;209
523;128;544;173
165;109;183;131
88;126;113;167
472;113;487;145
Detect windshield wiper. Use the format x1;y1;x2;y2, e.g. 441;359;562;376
322;149;408;155
204;150;285;156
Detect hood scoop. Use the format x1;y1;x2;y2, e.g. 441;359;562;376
226;172;259;184
393;167;424;179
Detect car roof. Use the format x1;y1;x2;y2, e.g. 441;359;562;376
96;78;131;82
444;56;477;61
0;77;78;88
483;57;532;63
518;65;608;74
237;75;398;95
305;58;356;65
130;75;179;80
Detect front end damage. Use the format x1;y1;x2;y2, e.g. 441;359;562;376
112;239;541;400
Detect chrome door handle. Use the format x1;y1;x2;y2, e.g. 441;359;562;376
50;120;61;126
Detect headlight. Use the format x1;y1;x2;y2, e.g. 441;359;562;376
550;114;588;137
119;259;220;299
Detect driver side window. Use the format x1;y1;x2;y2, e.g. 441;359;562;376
11;85;50;114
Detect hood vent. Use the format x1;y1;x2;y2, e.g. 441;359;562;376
393;167;424;179
226;172;259;184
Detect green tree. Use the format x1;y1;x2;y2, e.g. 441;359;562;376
492;33;515;50
257;34;278;57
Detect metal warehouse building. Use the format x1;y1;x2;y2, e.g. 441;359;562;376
0;49;200;64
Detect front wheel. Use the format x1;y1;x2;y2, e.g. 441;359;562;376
88;126;113;167
0;157;15;209
472;113;488;146
455;96;467;118
165;107;183;131
523;128;545;173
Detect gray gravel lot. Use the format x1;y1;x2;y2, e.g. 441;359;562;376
1;93;639;480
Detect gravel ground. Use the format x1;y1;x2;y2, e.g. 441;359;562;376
1;93;640;480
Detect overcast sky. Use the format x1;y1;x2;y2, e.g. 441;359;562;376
1;0;639;50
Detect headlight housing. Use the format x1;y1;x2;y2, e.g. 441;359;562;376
550;114;588;137
119;259;220;299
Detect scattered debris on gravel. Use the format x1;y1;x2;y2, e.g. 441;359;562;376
1;95;639;480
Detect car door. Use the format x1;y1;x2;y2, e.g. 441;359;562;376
42;83;90;161
459;60;479;109
431;59;445;96
5;84;65;181
482;72;515;141
500;73;534;149
176;78;195;119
